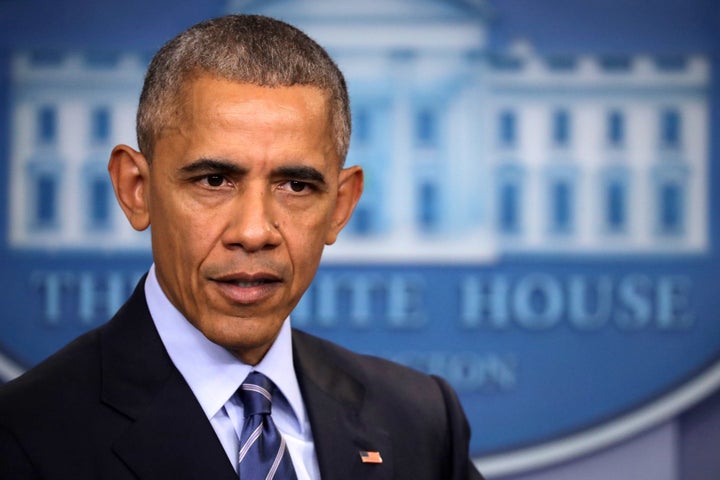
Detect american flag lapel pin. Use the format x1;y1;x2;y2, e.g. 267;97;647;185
359;450;383;464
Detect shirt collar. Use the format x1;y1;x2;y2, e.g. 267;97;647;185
144;264;307;431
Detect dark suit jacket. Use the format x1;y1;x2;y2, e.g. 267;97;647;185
0;279;484;479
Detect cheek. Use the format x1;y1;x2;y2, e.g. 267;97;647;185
283;213;332;275
151;191;220;270
282;203;333;240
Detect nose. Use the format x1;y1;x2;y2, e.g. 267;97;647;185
223;185;281;252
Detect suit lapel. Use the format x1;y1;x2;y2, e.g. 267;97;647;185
111;369;236;479
293;331;394;480
99;281;237;479
98;281;395;479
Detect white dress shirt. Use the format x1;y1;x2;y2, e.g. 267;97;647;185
144;265;320;479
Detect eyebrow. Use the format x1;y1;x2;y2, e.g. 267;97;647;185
178;159;327;187
179;158;247;176
273;165;327;186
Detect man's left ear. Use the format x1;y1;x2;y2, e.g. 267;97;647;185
325;165;364;245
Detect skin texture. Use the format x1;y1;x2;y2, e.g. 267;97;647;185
108;77;363;365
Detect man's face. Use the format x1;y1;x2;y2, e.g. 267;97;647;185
125;77;361;364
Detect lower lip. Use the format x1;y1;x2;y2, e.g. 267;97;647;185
213;280;280;305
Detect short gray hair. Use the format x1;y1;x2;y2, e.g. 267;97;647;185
136;14;351;163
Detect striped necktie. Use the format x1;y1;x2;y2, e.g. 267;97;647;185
237;372;298;480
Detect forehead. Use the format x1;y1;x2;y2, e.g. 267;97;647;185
154;77;338;167
175;77;330;126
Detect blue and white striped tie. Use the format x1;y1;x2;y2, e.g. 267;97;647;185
237;372;298;480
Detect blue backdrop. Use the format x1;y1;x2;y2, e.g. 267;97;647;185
1;0;718;477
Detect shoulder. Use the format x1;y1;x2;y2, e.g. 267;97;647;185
292;329;479;478
0;327;109;475
292;328;457;421
292;328;436;382
0;276;150;419
0;326;104;423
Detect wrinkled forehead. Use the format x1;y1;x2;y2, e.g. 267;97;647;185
169;76;329;126
153;76;340;167
158;75;340;158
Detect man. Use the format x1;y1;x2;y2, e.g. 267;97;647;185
0;14;484;479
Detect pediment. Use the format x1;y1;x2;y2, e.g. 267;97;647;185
228;0;487;22
226;0;488;51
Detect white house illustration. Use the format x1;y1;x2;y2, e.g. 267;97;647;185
7;0;710;259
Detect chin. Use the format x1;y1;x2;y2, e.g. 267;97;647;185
207;322;276;350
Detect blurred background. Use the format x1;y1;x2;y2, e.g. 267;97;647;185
0;0;718;478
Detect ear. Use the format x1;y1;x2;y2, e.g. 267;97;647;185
325;165;364;245
107;144;151;231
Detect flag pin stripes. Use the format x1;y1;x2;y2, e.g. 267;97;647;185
359;451;383;464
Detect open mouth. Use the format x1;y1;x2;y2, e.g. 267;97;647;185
213;271;282;285
228;279;275;288
210;272;283;305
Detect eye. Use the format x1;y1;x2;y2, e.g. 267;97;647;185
289;180;308;193
205;175;225;187
277;178;320;195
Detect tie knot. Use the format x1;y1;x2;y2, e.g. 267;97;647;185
239;371;274;417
